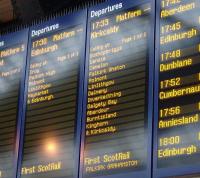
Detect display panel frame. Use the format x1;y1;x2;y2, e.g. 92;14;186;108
79;0;155;178
17;10;87;178
153;0;200;177
0;29;29;178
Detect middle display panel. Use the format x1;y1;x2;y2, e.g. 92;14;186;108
19;10;87;178
80;0;155;178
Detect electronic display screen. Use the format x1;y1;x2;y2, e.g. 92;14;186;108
0;31;28;178
82;1;152;177
155;0;200;174
20;13;86;178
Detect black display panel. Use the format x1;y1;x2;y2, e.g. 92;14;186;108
0;30;28;178
81;1;154;178
20;12;87;178
154;0;200;176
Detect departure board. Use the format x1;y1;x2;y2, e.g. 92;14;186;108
81;0;154;178
154;0;200;177
20;11;87;178
0;30;28;178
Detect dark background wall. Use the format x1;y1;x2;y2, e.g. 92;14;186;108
0;0;107;34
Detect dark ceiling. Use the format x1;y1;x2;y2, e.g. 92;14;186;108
0;0;106;32
0;0;14;23
39;0;87;13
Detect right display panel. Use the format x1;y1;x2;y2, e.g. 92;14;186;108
154;0;200;177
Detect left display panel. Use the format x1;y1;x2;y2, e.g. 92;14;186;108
18;11;87;178
0;30;29;178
